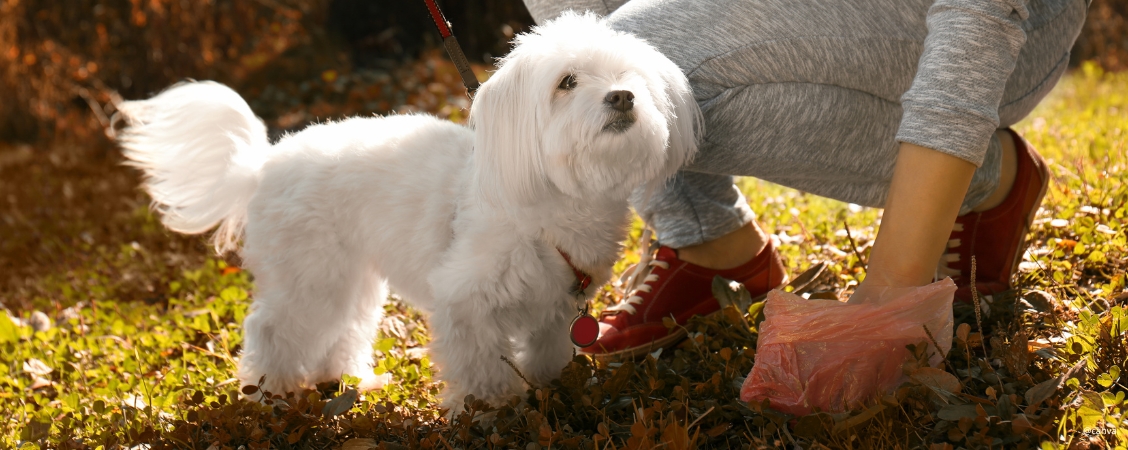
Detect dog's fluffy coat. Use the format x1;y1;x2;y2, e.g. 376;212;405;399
117;13;699;408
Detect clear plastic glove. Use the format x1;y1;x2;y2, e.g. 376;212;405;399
739;278;956;416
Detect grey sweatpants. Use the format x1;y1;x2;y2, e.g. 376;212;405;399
523;0;1087;248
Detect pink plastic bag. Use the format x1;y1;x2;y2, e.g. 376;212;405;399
740;278;956;416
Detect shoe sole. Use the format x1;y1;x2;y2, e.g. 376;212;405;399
582;261;829;361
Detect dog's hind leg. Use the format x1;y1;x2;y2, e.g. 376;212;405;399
236;251;374;396
316;277;390;392
237;288;323;396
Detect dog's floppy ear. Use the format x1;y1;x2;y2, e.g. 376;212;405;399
654;56;702;180
470;58;548;206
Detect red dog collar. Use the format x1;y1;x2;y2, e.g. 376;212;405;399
556;249;592;295
558;249;599;347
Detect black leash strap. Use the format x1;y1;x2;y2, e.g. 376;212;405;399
422;0;480;94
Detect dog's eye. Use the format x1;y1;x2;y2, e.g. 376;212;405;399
558;74;577;91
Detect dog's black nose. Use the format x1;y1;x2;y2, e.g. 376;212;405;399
604;90;634;112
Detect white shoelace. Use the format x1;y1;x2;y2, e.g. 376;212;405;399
935;222;964;281
608;228;663;315
607;259;670;315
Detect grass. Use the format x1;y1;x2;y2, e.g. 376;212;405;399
1;62;1125;449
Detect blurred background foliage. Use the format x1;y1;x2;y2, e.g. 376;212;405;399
0;0;1124;148
0;0;533;146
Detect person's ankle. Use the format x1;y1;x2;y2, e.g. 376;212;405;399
971;129;1019;212
674;222;768;270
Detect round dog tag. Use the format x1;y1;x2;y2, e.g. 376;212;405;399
570;313;600;347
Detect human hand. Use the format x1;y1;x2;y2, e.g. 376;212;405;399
740;278;957;415
846;279;923;306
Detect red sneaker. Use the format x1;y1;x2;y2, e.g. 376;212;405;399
938;129;1050;302
580;241;787;359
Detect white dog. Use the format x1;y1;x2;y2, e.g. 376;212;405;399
116;12;699;409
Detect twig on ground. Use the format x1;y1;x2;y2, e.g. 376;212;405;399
922;324;955;373
842;220;868;269
971;256;987;358
500;355;532;388
687;405;714;430
436;432;455;450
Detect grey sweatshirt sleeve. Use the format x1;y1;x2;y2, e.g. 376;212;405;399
896;0;1031;166
523;0;629;24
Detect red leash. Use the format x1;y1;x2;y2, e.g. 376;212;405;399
421;0;480;94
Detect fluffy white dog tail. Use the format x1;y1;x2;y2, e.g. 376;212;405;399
116;81;269;252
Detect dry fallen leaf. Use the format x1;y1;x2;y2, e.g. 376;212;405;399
1011;414;1033;434
1025;376;1063;407
23;358;52;376
832;404;886;433
911;367;962;397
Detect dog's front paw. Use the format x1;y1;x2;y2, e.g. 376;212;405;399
438;392;485;420
439;395;468;418
522;367;563;390
518;354;572;389
438;388;521;418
